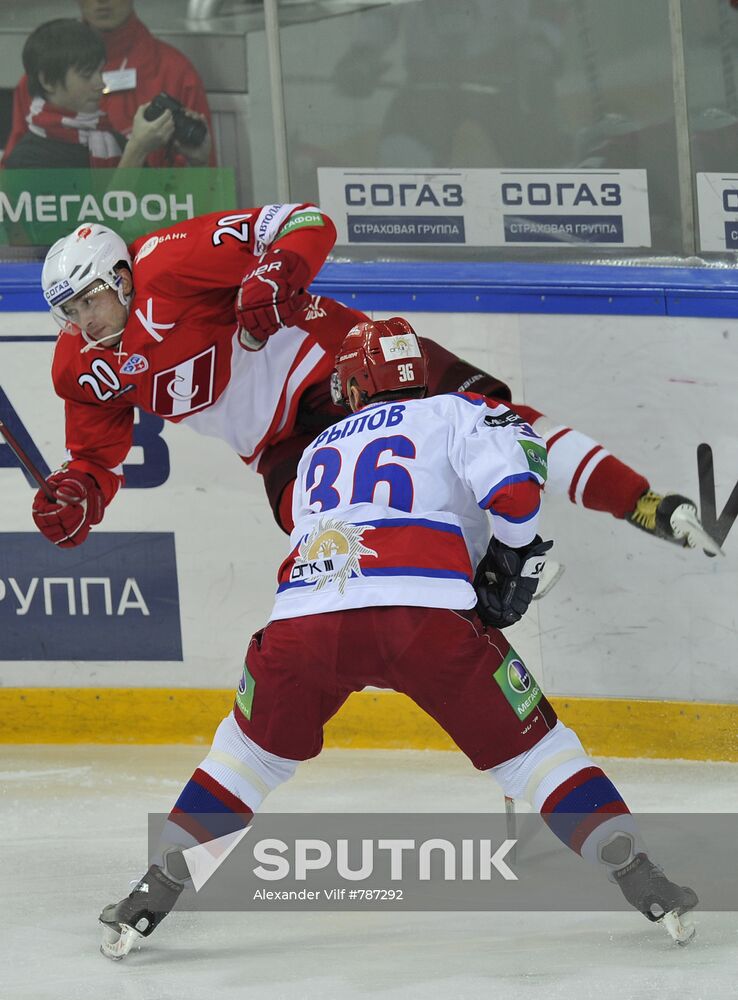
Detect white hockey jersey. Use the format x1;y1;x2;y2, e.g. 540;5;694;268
269;392;548;620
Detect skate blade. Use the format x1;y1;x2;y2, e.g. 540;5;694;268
670;505;724;556
660;908;696;945
532;560;565;600
100;922;143;961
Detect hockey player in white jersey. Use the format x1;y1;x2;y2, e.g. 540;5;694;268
99;319;698;959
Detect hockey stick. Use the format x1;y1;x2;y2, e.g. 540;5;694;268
697;443;737;555
531;558;564;600
504;795;517;864
0;418;55;501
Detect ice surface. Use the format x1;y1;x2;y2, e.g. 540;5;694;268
2;746;737;1000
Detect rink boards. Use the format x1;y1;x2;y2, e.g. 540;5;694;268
0;307;736;757
1;687;737;762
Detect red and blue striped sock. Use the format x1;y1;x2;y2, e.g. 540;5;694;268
541;765;630;856
169;767;254;845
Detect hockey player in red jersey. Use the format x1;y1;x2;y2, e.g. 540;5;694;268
32;206;345;546
32;206;719;558
98;321;697;959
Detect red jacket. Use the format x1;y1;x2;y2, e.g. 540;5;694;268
3;13;215;167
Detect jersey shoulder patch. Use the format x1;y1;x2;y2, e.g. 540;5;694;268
516;436;548;481
483;409;527;429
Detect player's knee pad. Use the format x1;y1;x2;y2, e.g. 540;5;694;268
198;711;300;811
488;721;592;807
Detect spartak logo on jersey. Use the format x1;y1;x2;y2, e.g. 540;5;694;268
120;354;148;375
151;346;216;417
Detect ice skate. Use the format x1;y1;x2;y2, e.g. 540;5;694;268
613;853;698;945
628;490;723;556
99;862;185;960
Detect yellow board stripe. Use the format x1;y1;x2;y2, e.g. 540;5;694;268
1;688;737;761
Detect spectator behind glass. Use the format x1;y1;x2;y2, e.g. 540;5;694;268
3;20;177;170
2;0;214;168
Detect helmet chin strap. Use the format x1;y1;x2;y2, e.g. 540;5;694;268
79;286;132;353
80;326;126;353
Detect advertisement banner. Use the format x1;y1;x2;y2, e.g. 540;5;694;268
0;532;182;661
696;172;738;251
317;167;651;248
0;167;236;247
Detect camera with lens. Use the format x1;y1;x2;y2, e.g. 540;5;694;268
143;92;207;148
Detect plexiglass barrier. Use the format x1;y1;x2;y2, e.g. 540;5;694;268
1;0;738;263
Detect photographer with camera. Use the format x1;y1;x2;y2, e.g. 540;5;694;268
3;20;181;170
140;91;211;167
3;0;214;168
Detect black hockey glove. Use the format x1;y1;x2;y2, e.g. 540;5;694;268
474;535;554;629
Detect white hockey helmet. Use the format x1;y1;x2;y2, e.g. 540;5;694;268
42;224;132;334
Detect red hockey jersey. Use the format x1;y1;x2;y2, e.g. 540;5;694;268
51;204;346;505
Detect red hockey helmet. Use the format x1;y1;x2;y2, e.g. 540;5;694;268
331;317;428;407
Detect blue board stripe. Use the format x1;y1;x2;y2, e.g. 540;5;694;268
3;260;738;317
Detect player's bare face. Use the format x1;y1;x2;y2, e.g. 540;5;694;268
78;0;134;31
62;281;129;346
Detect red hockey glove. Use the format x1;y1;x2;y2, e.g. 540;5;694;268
32;470;105;548
236;248;311;351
